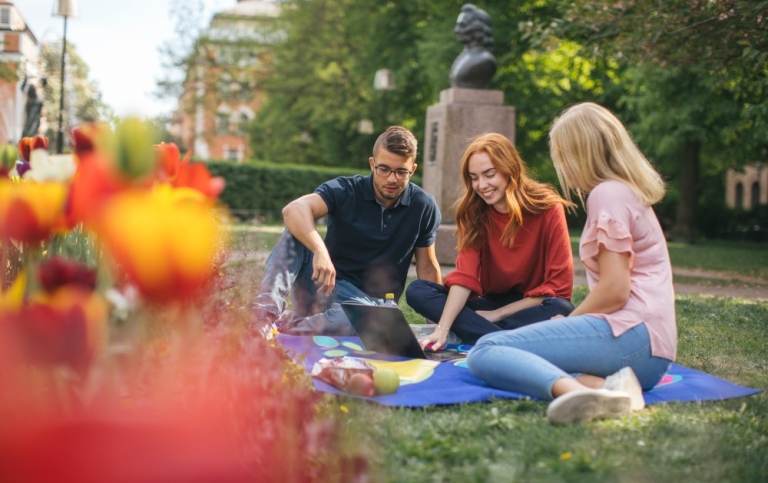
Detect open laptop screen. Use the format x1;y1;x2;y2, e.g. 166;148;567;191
341;302;465;361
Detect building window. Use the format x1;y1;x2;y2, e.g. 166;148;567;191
227;148;239;161
735;182;744;209
216;111;230;133
752;181;761;210
236;112;250;135
0;8;10;27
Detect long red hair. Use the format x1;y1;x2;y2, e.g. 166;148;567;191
454;133;572;250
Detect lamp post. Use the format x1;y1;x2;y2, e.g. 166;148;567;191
373;68;395;131
54;0;78;154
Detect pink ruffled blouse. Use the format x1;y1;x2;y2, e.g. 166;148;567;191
580;181;677;360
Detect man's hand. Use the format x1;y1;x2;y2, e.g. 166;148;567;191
311;250;336;296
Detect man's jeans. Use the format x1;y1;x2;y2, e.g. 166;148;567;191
254;230;379;335
405;279;574;344
467;316;672;400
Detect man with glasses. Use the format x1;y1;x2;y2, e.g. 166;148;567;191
253;126;443;336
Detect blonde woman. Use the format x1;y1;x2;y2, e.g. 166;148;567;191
467;103;677;424
406;133;574;348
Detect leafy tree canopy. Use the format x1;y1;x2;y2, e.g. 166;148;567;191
40;42;112;151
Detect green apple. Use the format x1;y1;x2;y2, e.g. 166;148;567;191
373;369;400;395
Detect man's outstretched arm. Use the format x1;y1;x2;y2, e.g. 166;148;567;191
282;194;335;296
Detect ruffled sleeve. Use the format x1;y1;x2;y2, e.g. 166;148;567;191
444;247;482;296
580;214;635;273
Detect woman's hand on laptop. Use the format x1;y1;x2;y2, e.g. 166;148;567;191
419;326;449;351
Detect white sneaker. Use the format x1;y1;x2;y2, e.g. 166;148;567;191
603;367;645;411
547;388;632;424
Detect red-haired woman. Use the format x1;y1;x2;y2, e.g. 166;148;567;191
406;133;574;349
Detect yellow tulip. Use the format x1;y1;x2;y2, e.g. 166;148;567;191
95;185;227;302
0;179;68;243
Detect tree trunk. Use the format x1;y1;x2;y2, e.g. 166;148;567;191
672;139;700;242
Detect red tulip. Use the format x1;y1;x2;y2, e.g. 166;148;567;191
9;287;107;371
71;124;108;157
175;162;226;199
155;142;225;200
38;257;97;293
65;152;133;227
17;136;48;162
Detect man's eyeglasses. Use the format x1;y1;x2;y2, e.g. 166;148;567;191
373;163;414;180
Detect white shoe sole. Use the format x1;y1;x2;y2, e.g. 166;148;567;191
547;389;632;424
604;367;646;411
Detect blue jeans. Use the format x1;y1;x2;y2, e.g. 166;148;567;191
466;315;672;400
254;230;380;335
405;280;574;344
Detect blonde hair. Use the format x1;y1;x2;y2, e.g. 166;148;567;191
454;133;571;250
548;102;665;207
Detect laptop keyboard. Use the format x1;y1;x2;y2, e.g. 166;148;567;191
425;350;466;362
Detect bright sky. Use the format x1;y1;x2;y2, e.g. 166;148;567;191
19;0;234;118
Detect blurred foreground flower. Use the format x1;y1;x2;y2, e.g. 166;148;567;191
0;318;367;482
23;150;77;183
18;135;48;162
38;257;97;293
94;185;226;302
5;286;107;371
156;142;225;199
0;121;369;482
15;135;49;178
0;179;68;244
0;143;17;176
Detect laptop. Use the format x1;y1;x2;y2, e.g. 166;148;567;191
341;302;466;362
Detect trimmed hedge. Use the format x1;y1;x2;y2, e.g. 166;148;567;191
204;160;423;221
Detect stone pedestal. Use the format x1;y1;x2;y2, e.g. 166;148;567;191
422;87;516;264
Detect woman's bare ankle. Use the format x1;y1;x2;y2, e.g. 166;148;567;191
576;374;606;389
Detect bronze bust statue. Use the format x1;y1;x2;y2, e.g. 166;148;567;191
449;4;497;90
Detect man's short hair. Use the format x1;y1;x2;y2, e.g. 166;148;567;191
373;126;418;159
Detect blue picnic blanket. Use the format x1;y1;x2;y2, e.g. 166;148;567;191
277;334;762;407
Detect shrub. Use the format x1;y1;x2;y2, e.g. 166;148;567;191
205;160;422;221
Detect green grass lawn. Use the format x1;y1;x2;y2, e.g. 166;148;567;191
340;289;767;482
666;240;768;280
237;227;768;482
570;236;768;282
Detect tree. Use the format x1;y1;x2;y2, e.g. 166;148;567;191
250;0;623;177
0;63;15;82
158;0;279;158
155;0;210;103
620;65;745;238
559;0;768;240
40;42;112;151
250;0;436;167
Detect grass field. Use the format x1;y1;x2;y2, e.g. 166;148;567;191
235;227;768;482
341;290;767;482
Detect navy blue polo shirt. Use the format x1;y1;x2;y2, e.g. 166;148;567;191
315;174;441;300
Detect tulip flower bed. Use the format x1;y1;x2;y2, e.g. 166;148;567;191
0;124;368;481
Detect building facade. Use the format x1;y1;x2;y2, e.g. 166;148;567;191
0;0;40;145
176;0;279;162
726;164;768;211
